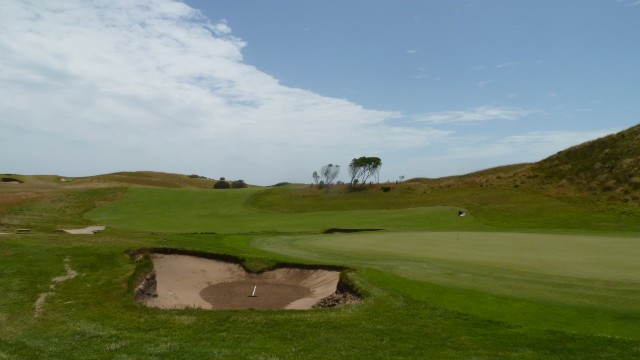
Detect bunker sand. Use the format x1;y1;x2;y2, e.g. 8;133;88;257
143;254;341;310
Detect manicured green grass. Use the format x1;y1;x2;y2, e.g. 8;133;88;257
253;231;640;339
86;187;486;233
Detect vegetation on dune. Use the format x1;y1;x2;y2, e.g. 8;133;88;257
83;171;216;188
530;123;640;201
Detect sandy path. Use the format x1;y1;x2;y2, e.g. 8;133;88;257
34;257;78;318
143;254;340;310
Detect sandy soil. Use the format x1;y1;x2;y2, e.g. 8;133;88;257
142;254;341;310
34;257;77;318
60;226;105;234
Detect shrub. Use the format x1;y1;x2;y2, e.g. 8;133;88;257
231;180;247;189
213;180;230;189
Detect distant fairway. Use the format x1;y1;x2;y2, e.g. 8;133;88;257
254;231;640;338
86;187;485;233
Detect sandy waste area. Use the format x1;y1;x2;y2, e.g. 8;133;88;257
141;254;341;310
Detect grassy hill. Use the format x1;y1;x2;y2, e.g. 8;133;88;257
529;123;640;202
75;171;217;189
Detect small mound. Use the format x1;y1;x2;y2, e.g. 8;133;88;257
137;254;360;310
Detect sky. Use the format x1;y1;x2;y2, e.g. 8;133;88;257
1;0;639;185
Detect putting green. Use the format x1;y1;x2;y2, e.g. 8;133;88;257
253;231;640;312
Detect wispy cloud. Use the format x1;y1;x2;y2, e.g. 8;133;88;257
413;106;534;124
406;49;418;54
502;129;616;150
477;79;496;87
496;62;516;69
0;0;446;184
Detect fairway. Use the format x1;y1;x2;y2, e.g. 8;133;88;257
86;187;485;233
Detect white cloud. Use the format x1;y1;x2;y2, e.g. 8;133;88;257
413;106;534;124
0;0;447;184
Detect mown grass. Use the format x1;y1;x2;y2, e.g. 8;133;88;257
86;187;487;233
250;184;640;232
2;181;640;358
252;231;640;339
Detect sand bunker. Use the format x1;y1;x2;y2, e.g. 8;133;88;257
137;254;356;310
59;226;105;234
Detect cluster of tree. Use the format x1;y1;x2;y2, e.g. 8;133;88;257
311;156;382;189
213;179;247;189
348;156;382;188
312;164;340;188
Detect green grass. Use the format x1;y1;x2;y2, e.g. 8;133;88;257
86;187;487;233
2;234;640;359
250;185;640;232
3;181;640;358
252;231;640;339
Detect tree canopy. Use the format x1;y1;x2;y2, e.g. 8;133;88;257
348;156;382;187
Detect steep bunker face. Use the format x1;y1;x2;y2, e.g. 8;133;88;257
137;254;354;310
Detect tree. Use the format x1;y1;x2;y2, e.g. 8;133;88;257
312;171;320;186
348;156;382;188
320;164;340;185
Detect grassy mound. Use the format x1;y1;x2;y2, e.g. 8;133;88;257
530;123;640;201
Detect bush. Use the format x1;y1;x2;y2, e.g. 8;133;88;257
272;182;291;187
231;180;247;189
213;180;230;189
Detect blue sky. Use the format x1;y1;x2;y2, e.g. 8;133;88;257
1;1;639;184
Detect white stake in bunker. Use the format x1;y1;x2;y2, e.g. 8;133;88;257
250;285;257;297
